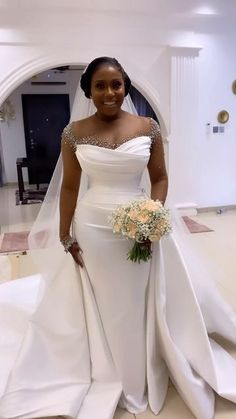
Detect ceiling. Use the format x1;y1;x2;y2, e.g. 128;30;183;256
0;0;235;36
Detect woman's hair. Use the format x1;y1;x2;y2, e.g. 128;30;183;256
80;56;131;98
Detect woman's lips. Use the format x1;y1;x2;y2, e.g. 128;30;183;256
103;102;116;106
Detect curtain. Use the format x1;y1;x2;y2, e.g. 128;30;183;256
129;85;159;122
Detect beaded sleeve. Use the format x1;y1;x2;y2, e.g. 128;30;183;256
148;118;162;146
61;123;77;152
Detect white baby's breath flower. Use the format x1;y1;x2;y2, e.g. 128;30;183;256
108;198;172;263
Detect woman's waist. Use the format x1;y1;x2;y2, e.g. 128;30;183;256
74;187;147;222
80;185;146;205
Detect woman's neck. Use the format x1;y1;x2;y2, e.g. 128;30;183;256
94;109;124;123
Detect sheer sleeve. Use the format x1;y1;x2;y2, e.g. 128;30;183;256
147;117;168;201
148;118;162;147
61;123;78;152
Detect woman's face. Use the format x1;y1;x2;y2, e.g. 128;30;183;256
90;64;125;118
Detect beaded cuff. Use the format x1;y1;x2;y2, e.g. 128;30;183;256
60;236;75;253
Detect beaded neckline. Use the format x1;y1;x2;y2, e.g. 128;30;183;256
62;117;161;152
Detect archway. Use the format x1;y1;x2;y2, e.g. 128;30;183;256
0;56;169;188
0;56;168;136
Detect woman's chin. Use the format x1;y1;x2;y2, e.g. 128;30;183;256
96;106;123;120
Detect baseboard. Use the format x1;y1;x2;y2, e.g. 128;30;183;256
197;204;236;213
1;182;19;187
175;202;198;216
174;202;236;215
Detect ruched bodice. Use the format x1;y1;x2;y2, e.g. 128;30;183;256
75;136;151;205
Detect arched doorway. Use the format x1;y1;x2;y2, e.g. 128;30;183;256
0;60;167;192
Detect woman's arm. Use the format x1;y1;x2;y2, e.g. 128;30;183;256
59;137;83;266
147;127;168;204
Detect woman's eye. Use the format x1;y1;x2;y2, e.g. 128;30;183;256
94;81;122;90
113;81;122;89
95;83;105;89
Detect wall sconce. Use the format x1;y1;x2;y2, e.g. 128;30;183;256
0;99;16;124
217;110;229;124
232;80;236;94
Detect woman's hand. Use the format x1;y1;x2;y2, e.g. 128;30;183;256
140;238;151;250
69;242;84;267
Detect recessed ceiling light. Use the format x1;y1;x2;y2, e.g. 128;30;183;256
194;6;218;15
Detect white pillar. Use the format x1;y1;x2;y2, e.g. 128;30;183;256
168;47;201;211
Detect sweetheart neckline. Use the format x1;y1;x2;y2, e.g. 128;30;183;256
75;135;151;151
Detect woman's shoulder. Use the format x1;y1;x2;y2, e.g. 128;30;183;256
72;116;95;136
124;112;158;127
62;116;95;151
124;113;160;139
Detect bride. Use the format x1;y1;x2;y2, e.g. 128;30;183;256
0;56;236;419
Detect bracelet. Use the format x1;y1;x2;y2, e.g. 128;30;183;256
155;198;164;205
60;235;75;253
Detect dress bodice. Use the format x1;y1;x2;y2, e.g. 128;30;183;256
75;136;151;204
62;117;161;204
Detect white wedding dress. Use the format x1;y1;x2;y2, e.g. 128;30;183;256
1;132;236;419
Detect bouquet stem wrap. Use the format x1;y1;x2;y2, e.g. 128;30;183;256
109;198;172;263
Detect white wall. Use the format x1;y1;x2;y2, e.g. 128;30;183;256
196;34;236;206
0;3;236;208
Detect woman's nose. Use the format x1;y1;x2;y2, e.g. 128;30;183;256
105;86;115;96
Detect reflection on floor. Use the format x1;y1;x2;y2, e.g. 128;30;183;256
1;185;236;418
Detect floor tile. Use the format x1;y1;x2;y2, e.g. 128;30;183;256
114;408;134;418
17;251;39;278
0;253;37;281
0;185;41;234
0;255;13;281
215;395;236;418
214;282;236;312
36;414;134;419
187;211;236;310
136;387;194;418
137;390;236;418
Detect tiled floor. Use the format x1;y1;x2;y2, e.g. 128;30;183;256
0;184;41;234
1;185;236;418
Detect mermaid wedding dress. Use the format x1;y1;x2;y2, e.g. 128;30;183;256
0;97;236;419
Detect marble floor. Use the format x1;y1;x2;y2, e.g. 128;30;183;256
0;185;236;418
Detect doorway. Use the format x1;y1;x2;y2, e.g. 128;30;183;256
22;94;70;185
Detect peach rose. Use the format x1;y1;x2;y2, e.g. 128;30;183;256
126;221;138;238
128;209;150;223
139;200;162;211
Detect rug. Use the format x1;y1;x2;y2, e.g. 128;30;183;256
16;187;47;205
182;216;214;233
0;231;29;253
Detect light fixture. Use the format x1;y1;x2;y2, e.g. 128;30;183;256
217;110;229;124
0;99;16;124
232;80;236;94
194;5;218;15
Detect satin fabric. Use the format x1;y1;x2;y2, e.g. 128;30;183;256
0;136;236;419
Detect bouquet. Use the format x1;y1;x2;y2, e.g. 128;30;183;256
109;198;171;263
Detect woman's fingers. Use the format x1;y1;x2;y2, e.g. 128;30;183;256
140;239;151;248
69;242;84;267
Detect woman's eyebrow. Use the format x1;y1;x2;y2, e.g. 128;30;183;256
94;77;123;82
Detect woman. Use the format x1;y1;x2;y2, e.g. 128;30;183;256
0;57;236;419
59;57;168;265
59;56;168;413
